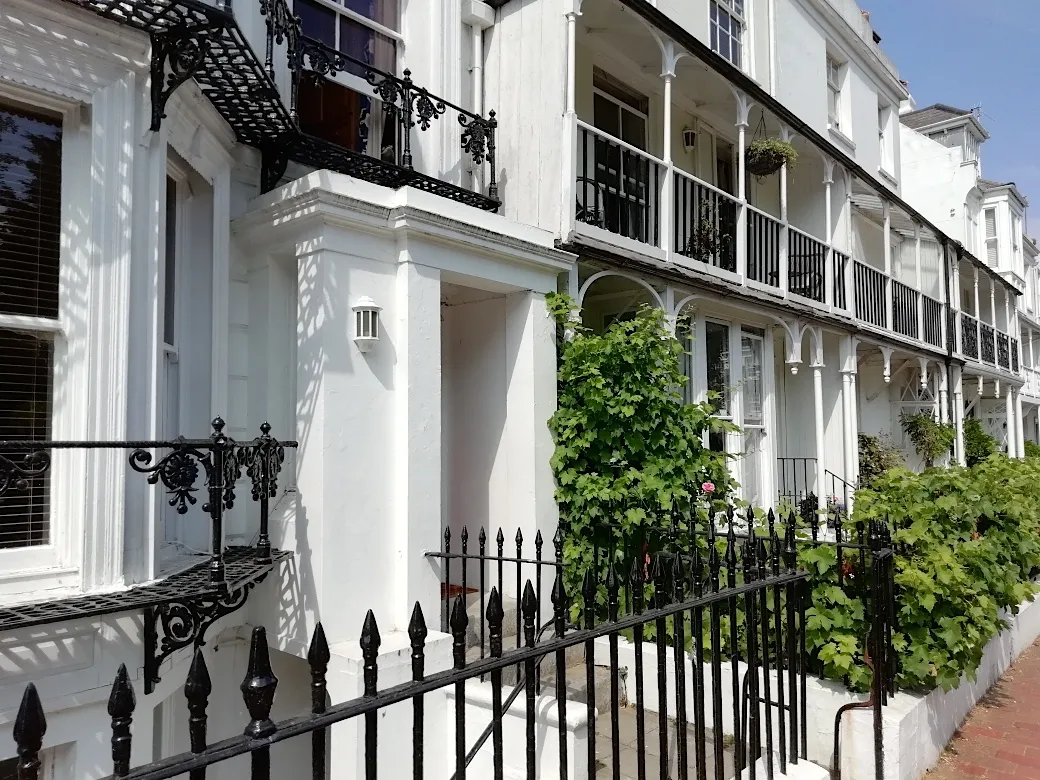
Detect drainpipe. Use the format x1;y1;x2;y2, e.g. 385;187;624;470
463;1;496;192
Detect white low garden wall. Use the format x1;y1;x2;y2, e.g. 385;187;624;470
446;679;590;780
592;589;1040;780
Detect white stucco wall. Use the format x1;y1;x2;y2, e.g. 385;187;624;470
899;129;974;244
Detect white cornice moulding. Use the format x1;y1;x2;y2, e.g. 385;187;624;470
462;0;495;29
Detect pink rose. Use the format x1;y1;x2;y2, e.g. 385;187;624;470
702;481;715;494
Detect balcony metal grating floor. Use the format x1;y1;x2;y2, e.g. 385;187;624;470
0;547;290;633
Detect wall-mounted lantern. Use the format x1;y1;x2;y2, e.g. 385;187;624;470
682;128;697;153
353;297;381;353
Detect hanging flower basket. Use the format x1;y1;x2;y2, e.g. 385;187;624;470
745;138;798;176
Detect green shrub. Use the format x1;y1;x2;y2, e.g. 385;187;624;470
858;433;903;489
1024;439;1040;459
900;411;956;468
546;295;735;619
851;460;1040;691
964;417;997;466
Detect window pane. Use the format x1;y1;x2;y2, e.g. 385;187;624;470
0;329;52;549
340;14;396;72
343;0;399;30
742;335;763;423
0;104;61;319
706;321;730;415
593;93;621;138
620;109;646;151
296;0;336;47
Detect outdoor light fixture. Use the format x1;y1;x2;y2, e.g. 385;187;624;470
353;297;381;352
682;127;697;152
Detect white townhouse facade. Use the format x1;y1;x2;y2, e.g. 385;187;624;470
0;0;1026;777
899;101;1034;453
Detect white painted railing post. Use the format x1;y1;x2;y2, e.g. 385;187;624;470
883;200;893;329
823;157;834;308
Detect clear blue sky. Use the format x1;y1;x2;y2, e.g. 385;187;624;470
865;0;1040;233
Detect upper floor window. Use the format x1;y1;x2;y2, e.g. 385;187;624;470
878;100;894;173
295;0;401;156
984;207;998;266
710;0;744;69
0;102;61;551
826;55;844;132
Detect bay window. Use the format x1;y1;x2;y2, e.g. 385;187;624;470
0;102;61;551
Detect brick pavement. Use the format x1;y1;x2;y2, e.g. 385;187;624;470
927;640;1040;780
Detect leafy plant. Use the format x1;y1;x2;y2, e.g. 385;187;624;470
964;417;998;466
684;198;734;268
546;295;735;619
857;433;903;489
745;138;798;176
900;411;955;468
853;460;1040;691
1026;439;1040;459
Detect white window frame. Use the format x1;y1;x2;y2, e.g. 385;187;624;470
294;0;403;95
0;89;79;584
826;54;844;133
878;100;894;174
709;0;745;69
985;207;999;267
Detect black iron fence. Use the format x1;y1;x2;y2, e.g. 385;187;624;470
10;506;896;780
997;332;1010;370
0;419;295;588
777;457;818;508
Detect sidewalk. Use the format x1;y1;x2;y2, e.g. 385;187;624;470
927;639;1040;780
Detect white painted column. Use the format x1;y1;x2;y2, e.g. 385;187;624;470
823;158;835;307
560;3;582;238
813;363;826;512
850;371;860;483
844;169;855;315
779;125;793;296
210;165;231;421
883;200;893;329
661;69;675;258
505;291;560;609
939;368;949;425
1007;385;1017;456
734;91;751;280
1016;389;1026;458
973;267;981;317
914;223;923;339
953;365;965;463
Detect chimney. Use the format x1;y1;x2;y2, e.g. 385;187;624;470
861;10;870;22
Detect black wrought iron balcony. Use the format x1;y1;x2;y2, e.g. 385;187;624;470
997;332;1010;370
0;419;297;692
1012;338;1020;373
980;322;996;364
261;0;498;209
961;313;979;359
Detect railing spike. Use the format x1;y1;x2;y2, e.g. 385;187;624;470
185;649;212;760
308;622;331;669
449;596;467;670
241;626;278;738
496;527;505;546
108;664;136;777
14;683;46;780
521;580;538;646
478;526;487;546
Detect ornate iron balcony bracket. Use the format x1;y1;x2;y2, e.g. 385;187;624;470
150;22;228;132
144;572;268;695
260;143;291;194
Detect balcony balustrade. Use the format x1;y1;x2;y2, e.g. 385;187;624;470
568;124;1025;371
980;322;996;364
961;313;980;359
